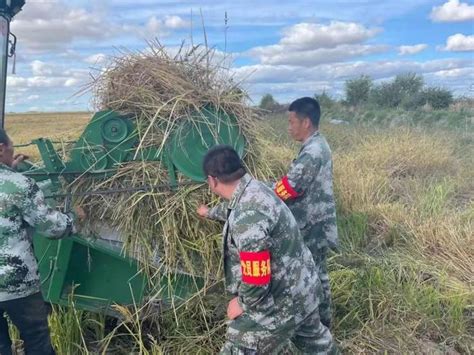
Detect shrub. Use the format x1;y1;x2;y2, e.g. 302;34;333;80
259;93;279;112
345;75;372;106
315;91;336;110
422;87;453;109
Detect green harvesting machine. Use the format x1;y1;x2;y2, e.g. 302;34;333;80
1;1;245;315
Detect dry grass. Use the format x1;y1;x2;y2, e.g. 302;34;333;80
262;116;473;353
6;112;91;160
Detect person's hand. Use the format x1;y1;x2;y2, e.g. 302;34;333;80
11;154;29;169
227;297;244;320
74;206;86;221
197;204;209;218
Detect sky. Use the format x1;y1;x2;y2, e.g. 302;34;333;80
4;0;474;112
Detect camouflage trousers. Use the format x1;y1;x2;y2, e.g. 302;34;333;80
302;223;333;329
220;307;336;355
0;292;55;355
317;250;332;329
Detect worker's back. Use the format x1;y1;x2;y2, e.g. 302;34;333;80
0;163;71;302
224;174;322;331
286;131;338;251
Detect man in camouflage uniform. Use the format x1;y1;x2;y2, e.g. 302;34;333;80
272;97;338;328
197;145;335;354
0;129;75;355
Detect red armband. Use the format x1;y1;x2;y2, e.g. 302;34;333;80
240;250;271;285
274;176;299;201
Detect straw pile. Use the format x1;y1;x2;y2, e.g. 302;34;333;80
70;41;287;352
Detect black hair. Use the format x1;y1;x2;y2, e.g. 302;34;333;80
202;145;246;183
288;97;321;127
0;129;10;145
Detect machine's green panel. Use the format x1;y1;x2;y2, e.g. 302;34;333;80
62;241;146;305
170;106;246;182
34;235;148;315
67;110;137;173
33;235;205;315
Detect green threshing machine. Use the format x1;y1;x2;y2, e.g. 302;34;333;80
0;1;245;315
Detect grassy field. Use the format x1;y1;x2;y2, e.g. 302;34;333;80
308;101;473;129
4;112;473;354
6;112;91;159
266;114;473;353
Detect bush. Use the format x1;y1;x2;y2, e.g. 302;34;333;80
344;72;455;112
345;75;372;106
422;87;453;109
401;92;427;110
393;72;424;97
315;91;336;110
370;82;401;108
370;73;424;109
259;93;279;112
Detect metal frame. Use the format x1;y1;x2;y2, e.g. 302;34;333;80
0;0;25;128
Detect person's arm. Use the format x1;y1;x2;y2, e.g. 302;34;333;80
21;180;73;239
207;201;229;222
11;154;30;171
274;153;318;202
234;209;273;313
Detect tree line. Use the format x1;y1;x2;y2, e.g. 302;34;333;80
259;72;457;112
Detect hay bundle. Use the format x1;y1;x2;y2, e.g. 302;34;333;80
71;41;287;352
76;41;282;267
92;41;256;146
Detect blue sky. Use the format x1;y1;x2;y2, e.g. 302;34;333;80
5;0;474;112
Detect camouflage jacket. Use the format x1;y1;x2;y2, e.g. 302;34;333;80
274;131;338;253
0;163;73;301
209;174;321;342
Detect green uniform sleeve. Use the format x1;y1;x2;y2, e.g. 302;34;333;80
208;201;229;222
233;209;273;313
285;152;319;197
21;180;73;239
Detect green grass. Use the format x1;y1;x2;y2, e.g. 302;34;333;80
314;103;474;130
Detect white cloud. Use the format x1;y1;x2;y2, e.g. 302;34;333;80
142;15;188;37
27;95;40;101
398;44;428;55
11;2;118;53
85;53;107;65
30;60;54;76
279;22;381;50
146;16;163;35
64;78;81;87
24;77;70;88
251;44;388;66
7;76;28;88
164;15;189;29
8;65;88;90
236;59;467;84
441;33;474;51
11;2;182;53
430;0;474;22
247;21;384;67
433;67;474;78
